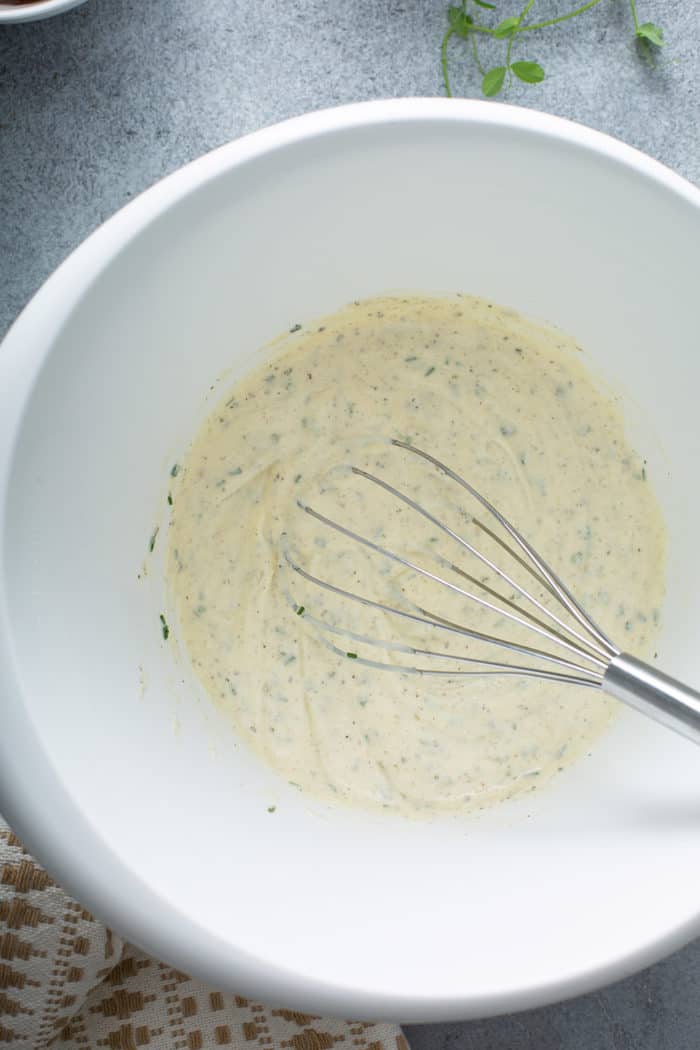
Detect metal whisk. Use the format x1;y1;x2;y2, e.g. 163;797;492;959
287;438;700;747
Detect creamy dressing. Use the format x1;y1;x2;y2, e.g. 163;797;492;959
166;295;666;816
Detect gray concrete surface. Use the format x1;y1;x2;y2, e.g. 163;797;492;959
2;0;699;1044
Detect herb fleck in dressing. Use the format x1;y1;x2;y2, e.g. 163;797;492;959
167;295;666;816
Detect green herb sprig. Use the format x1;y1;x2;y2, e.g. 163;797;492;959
441;0;664;98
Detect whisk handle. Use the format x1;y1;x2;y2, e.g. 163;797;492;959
603;653;700;746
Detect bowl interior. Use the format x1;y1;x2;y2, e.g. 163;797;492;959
2;103;700;1020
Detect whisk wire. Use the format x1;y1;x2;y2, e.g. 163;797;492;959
315;630;602;687
390;439;619;658
285;547;604;679
350;464;610;663
298;500;608;673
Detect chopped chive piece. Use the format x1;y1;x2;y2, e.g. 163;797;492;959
170;463;180;477
346;651;358;659
167;493;173;506
159;613;170;640
148;526;159;553
290;323;302;333
296;605;305;616
267;805;276;813
425;365;435;376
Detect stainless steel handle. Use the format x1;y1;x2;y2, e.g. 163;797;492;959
603;652;700;746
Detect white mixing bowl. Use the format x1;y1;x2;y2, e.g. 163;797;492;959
1;100;699;1022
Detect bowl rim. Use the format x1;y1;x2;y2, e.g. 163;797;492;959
1;98;700;1022
0;0;86;25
